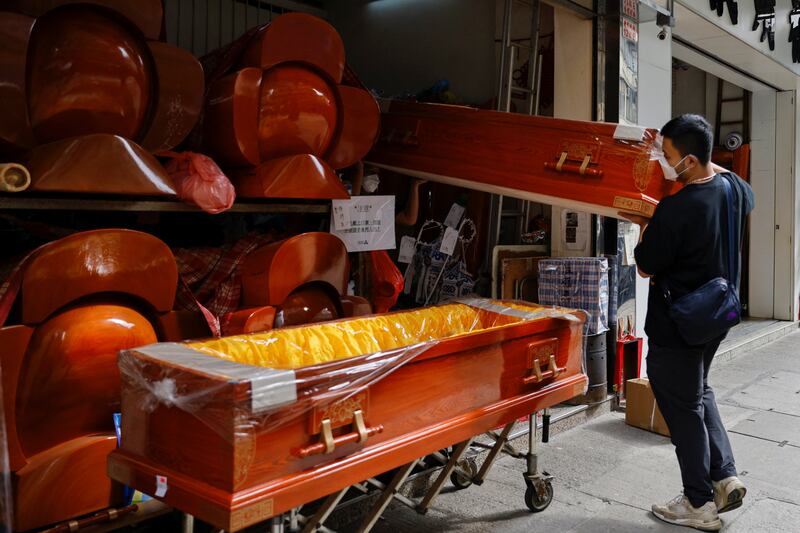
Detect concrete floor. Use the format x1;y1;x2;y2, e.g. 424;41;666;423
355;327;800;533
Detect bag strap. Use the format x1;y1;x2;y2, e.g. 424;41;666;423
720;175;738;290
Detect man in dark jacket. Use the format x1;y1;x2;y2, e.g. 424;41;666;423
622;114;755;532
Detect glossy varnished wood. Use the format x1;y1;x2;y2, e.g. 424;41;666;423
21;229;178;324
9;0;164;40
241;232;349;307
0;229;184;531
204;68;263;168
367;101;682;218
25;134;176;196
14;435;124;532
325;86;381;170
232;154;348;200
26;6;153;143
240;12;345;84
16;305;157;457
109;309;587;530
139;42;205;153
0;12;35;152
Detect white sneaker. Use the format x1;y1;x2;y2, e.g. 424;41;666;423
651;494;722;531
713;476;747;513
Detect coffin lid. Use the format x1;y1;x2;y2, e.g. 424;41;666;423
21;229;178;324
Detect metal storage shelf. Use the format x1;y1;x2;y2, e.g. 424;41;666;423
0;195;331;214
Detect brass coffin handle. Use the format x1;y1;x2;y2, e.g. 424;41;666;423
297;410;384;458
523;354;565;386
544;153;604;177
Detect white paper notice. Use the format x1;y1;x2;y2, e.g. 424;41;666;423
331;196;396;252
440;226;459;256
155;475;168;497
397;235;416;263
623;224;640;266
444;203;466;228
331;202;351;230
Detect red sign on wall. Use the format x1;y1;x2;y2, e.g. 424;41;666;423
622;18;639;43
622;0;638;19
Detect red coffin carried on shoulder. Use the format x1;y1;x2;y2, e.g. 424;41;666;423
366;100;681;218
108;299;587;531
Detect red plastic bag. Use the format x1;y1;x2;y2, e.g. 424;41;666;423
161;151;235;214
369;250;404;313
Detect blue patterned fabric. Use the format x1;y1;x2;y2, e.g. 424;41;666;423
538;257;610;334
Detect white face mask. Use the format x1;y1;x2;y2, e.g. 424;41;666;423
653;134;692;181
658;154;689;181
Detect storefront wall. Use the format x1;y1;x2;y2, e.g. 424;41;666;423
637;1;800;323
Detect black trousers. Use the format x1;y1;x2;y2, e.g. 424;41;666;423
647;337;738;508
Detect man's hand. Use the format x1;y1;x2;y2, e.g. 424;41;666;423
617;211;651;227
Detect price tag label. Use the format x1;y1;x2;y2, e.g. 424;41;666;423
440;226;459;256
398;235;416;263
155;475;168;497
444;203;465;228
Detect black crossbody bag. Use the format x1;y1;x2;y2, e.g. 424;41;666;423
663;175;742;346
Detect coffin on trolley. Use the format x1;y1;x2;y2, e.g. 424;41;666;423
108;299;587;530
366;100;681;218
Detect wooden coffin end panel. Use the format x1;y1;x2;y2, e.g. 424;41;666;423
223;306;277;336
25;134;177;196
241;12;345;84
16;304;157;458
232;154;349;200
21;228;178;324
9;0;164;40
26;6;153;144
155;310;214;342
0;325;33;471
325;86;381;170
140;42;204;152
15;435;123;532
0;12;35;152
117;345;276;491
240;232;349;307
340;295;372;317
203;68;263;168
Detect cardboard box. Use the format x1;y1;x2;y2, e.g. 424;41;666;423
625;378;670;437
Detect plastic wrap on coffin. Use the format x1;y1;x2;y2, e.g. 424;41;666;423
7;0;164;40
0;12;35;152
366;100;682;219
325;86;382;170
240;12;345;84
231;154;348;199
108;300;587;531
24;134;177;196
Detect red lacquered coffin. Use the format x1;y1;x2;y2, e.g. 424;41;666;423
108;299;587;531
366;100;681;218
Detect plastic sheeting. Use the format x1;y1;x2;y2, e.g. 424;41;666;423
118;298;585;442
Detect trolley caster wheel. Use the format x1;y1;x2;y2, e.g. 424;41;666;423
450;458;477;490
524;481;553;513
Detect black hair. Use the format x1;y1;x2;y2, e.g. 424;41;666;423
660;114;714;165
